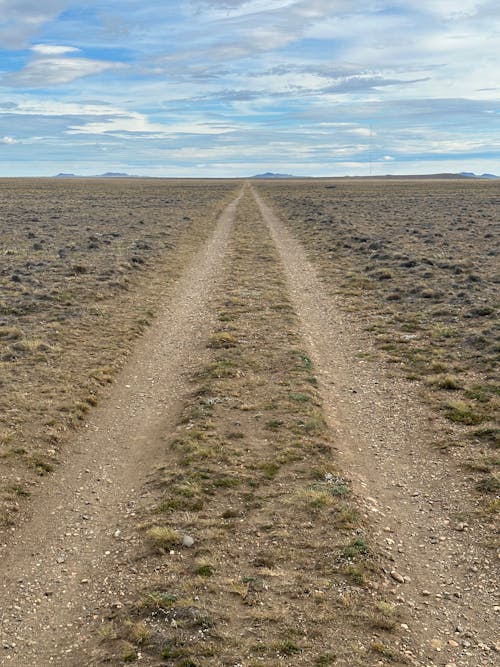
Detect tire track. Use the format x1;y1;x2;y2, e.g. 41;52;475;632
252;185;499;667
0;187;244;665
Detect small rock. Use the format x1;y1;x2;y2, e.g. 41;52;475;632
448;639;459;647
422;589;431;596
431;639;443;651
182;535;194;548
390;570;405;583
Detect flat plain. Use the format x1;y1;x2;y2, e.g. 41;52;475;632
0;178;498;666
256;179;499;496
0;178;238;526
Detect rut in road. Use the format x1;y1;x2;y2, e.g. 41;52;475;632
0;188;244;665
252;185;499;667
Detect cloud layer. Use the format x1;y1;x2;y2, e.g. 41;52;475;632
0;0;499;175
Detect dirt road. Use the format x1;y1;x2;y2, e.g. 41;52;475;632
0;185;497;666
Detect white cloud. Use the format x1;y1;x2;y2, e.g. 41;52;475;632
318;122;357;127
348;127;373;137
404;0;487;19
243;26;296;50
0;0;67;48
0;100;121;116
67;112;239;137
0;1;498;177
5;56;123;87
192;1;297;18
31;44;80;55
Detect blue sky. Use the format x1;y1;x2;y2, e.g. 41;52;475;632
0;0;499;176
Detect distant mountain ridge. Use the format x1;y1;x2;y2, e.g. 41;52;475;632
459;172;499;179
251;172;297;179
251;171;499;180
51;171;498;180
54;172;139;178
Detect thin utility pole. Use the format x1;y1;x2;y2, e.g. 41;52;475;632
369;125;373;177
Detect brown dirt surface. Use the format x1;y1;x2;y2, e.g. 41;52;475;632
0;180;498;666
0;183;244;665
252;184;499;666
82;187;406;667
253;179;499;497
0;178;239;527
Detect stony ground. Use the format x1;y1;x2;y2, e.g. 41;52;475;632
0;180;498;666
0;178;238;527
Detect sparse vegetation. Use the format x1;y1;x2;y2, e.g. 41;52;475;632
8;181;485;664
146;526;182;551
94;187;390;665
0;179;238;526
256;179;499;504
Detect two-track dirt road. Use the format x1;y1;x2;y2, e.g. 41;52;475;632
0;184;497;666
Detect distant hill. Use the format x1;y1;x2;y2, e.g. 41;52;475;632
51;171;498;181
459;172;499;179
341;173;499;180
251;172;297;179
54;172;139;178
251;171;500;180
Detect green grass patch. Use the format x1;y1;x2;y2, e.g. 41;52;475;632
444;401;488;425
342;537;369;559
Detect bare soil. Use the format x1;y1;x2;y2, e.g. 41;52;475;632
253;185;499;666
0;178;238;527
0;180;498;666
253;180;499;482
0;185;243;664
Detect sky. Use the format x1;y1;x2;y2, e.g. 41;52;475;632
0;0;499;177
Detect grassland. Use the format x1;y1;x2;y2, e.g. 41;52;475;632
0;178;239;527
255;179;499;505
